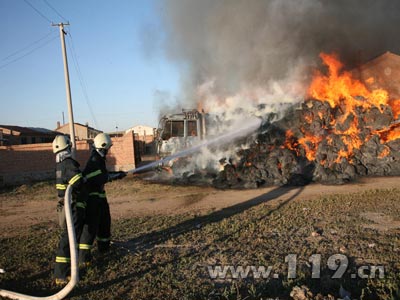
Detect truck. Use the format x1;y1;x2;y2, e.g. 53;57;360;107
156;109;208;158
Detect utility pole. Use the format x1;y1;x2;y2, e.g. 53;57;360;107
52;22;77;158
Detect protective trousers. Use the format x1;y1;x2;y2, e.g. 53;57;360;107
78;192;111;263
54;201;85;280
97;195;111;252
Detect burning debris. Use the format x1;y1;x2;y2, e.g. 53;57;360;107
156;0;400;188
211;53;400;188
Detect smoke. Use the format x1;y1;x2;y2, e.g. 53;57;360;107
154;0;400;176
160;0;400;109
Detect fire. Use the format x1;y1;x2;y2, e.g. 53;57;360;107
284;52;400;164
365;77;375;84
297;133;323;161
284;129;300;156
378;146;390;158
390;99;400;119
375;123;400;143
387;127;400;141
303;113;313;124
308;53;389;111
335;149;349;163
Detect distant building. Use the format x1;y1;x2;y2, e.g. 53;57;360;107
126;125;155;143
55;122;102;140
352;51;400;99
0;125;58;146
126;125;156;155
108;131;125;138
126;125;155;139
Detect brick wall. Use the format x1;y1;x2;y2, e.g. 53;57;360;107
0;132;136;187
136;135;155;144
107;131;136;172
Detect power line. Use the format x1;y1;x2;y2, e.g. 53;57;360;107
22;0;52;23
0;35;58;70
1;31;57;62
66;30;99;129
42;0;68;23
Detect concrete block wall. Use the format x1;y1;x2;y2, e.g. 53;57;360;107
0;133;136;187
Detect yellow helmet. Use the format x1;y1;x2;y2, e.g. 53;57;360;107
93;133;112;150
52;135;71;153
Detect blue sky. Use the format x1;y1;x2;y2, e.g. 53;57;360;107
0;0;180;132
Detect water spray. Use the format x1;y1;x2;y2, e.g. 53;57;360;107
128;117;262;174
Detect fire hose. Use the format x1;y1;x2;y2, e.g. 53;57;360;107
0;185;78;300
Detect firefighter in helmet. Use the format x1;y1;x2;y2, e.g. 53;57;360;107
52;135;88;284
82;133;126;256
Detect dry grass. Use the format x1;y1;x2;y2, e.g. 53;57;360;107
0;183;399;299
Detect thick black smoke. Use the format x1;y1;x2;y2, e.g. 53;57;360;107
159;0;400;105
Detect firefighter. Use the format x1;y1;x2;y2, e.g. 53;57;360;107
52;135;88;284
82;133;126;255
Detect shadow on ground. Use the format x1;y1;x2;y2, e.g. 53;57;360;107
120;185;304;252
73;184;306;298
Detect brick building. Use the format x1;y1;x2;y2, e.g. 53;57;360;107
352;51;400;99
0;125;58;146
55;122;102;140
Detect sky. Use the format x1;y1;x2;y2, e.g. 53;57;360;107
0;0;179;132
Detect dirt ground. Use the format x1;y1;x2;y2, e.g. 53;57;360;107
1;176;400;299
1;175;399;237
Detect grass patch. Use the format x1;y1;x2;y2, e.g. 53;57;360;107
0;181;55;203
0;175;204;203
1;188;399;299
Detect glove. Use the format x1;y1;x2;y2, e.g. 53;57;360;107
56;198;66;228
108;171;127;181
56;198;64;212
116;171;127;179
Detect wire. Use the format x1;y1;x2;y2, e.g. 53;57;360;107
22;0;52;23
1;31;57;62
42;0;68;23
66;30;100;129
0;35;58;70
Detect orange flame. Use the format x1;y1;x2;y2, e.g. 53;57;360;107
335;149;349;163
308;53;389;111
284;52;399;164
378;146;390;158
284;129;300;156
390;99;400;119
297;134;323;161
365;77;375;84
375;124;400;143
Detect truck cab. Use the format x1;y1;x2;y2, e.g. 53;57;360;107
156;109;207;158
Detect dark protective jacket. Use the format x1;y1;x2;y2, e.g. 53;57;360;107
56;156;87;203
54;155;88;280
83;149;109;193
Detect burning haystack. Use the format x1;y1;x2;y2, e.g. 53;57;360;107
156;1;400;188
214;53;400;188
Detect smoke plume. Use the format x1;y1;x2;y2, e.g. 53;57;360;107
160;0;400;111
